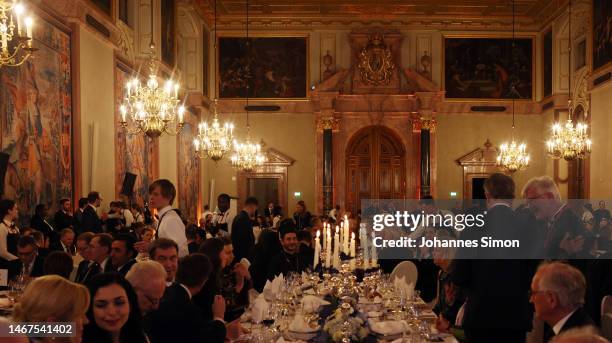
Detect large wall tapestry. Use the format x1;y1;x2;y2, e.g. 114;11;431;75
444;37;533;99
177;111;200;224
0;15;72;221
218;36;308;99
114;61;159;208
593;0;612;72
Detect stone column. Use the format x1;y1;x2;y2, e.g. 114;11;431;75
317;117;339;214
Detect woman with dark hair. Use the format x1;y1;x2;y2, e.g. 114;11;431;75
194;237;251;322
0;199;20;261
83;273;147;343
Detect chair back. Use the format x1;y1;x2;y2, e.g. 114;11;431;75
390;261;418;286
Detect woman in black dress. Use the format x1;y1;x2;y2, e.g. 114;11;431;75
0;199;20;261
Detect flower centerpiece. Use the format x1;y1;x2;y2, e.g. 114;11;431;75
323;302;368;342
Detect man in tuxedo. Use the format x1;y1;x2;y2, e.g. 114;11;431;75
75;233;113;284
8;236;44;280
72;232;94;281
231;196;258;262
452;173;532;343
54;198;74;231
111;234;137;276
81;192;104;233
50;228;76;255
74;197;88;233
266;221;309;281
149;238;179;285
530;261;595;342
30;204;57;244
523;176;589;261
126;260;167;315
149;253;227;343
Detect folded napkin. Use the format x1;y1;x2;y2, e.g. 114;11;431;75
369;320;408;336
288;314;319;333
263;273;284;300
300;295;330;313
251;295;269;323
393;276;415;299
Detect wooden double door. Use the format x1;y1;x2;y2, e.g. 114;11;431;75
345;126;406;214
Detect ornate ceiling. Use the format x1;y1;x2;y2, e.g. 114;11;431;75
194;0;568;31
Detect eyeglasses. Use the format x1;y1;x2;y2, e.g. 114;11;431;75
135;288;160;306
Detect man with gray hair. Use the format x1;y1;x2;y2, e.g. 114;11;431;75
523;175;588;259
530;261;595;342
126;260;167;315
550;326;609;343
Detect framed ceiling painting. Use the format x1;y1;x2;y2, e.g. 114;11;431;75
217;35;309;99
593;0;612;72
443;35;534;100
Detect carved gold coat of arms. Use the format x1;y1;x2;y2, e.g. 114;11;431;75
358;35;395;85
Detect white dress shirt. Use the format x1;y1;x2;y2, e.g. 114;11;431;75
552;309;576;335
212;208;234;234
156;206;189;257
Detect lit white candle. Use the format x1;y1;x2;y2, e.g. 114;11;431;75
333;226;340;269
25;16;33;47
14;3;24;36
343;215;350;255
120;105;127;122
322;223;327;253
350;232;356;271
178;106;185;124
314;230;320;269
371;232;378;267
325;229;332;268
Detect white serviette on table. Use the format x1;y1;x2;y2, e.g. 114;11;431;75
393;276;415;299
300;295;330;313
251;295;269;323
276;337;307;343
368;319;409;336
263;273;284;301
288;314;319;333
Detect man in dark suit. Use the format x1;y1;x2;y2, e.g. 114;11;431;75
111;234;137;276
452;173;532;343
231;196;258;262
30;204;58;245
81;192;104;233
149;253;227;343
75;233;113;284
74;197;88;233
54;198;75;231
266;221;309;281
523;176;590;261
8;236;44;280
530;261;595;342
50;228;76;256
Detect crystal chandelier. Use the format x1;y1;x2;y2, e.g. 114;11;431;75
0;1;35;67
230;136;266;172
497;0;530;173
193;0;234;161
119;4;184;138
546;0;592;161
193;99;234;161
229;0;266;172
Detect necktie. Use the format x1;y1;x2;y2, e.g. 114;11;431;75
23;263;30;276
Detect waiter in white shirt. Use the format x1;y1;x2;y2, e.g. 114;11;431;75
212;193;233;235
137;179;189;257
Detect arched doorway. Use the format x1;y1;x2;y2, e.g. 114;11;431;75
345;126;406;213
